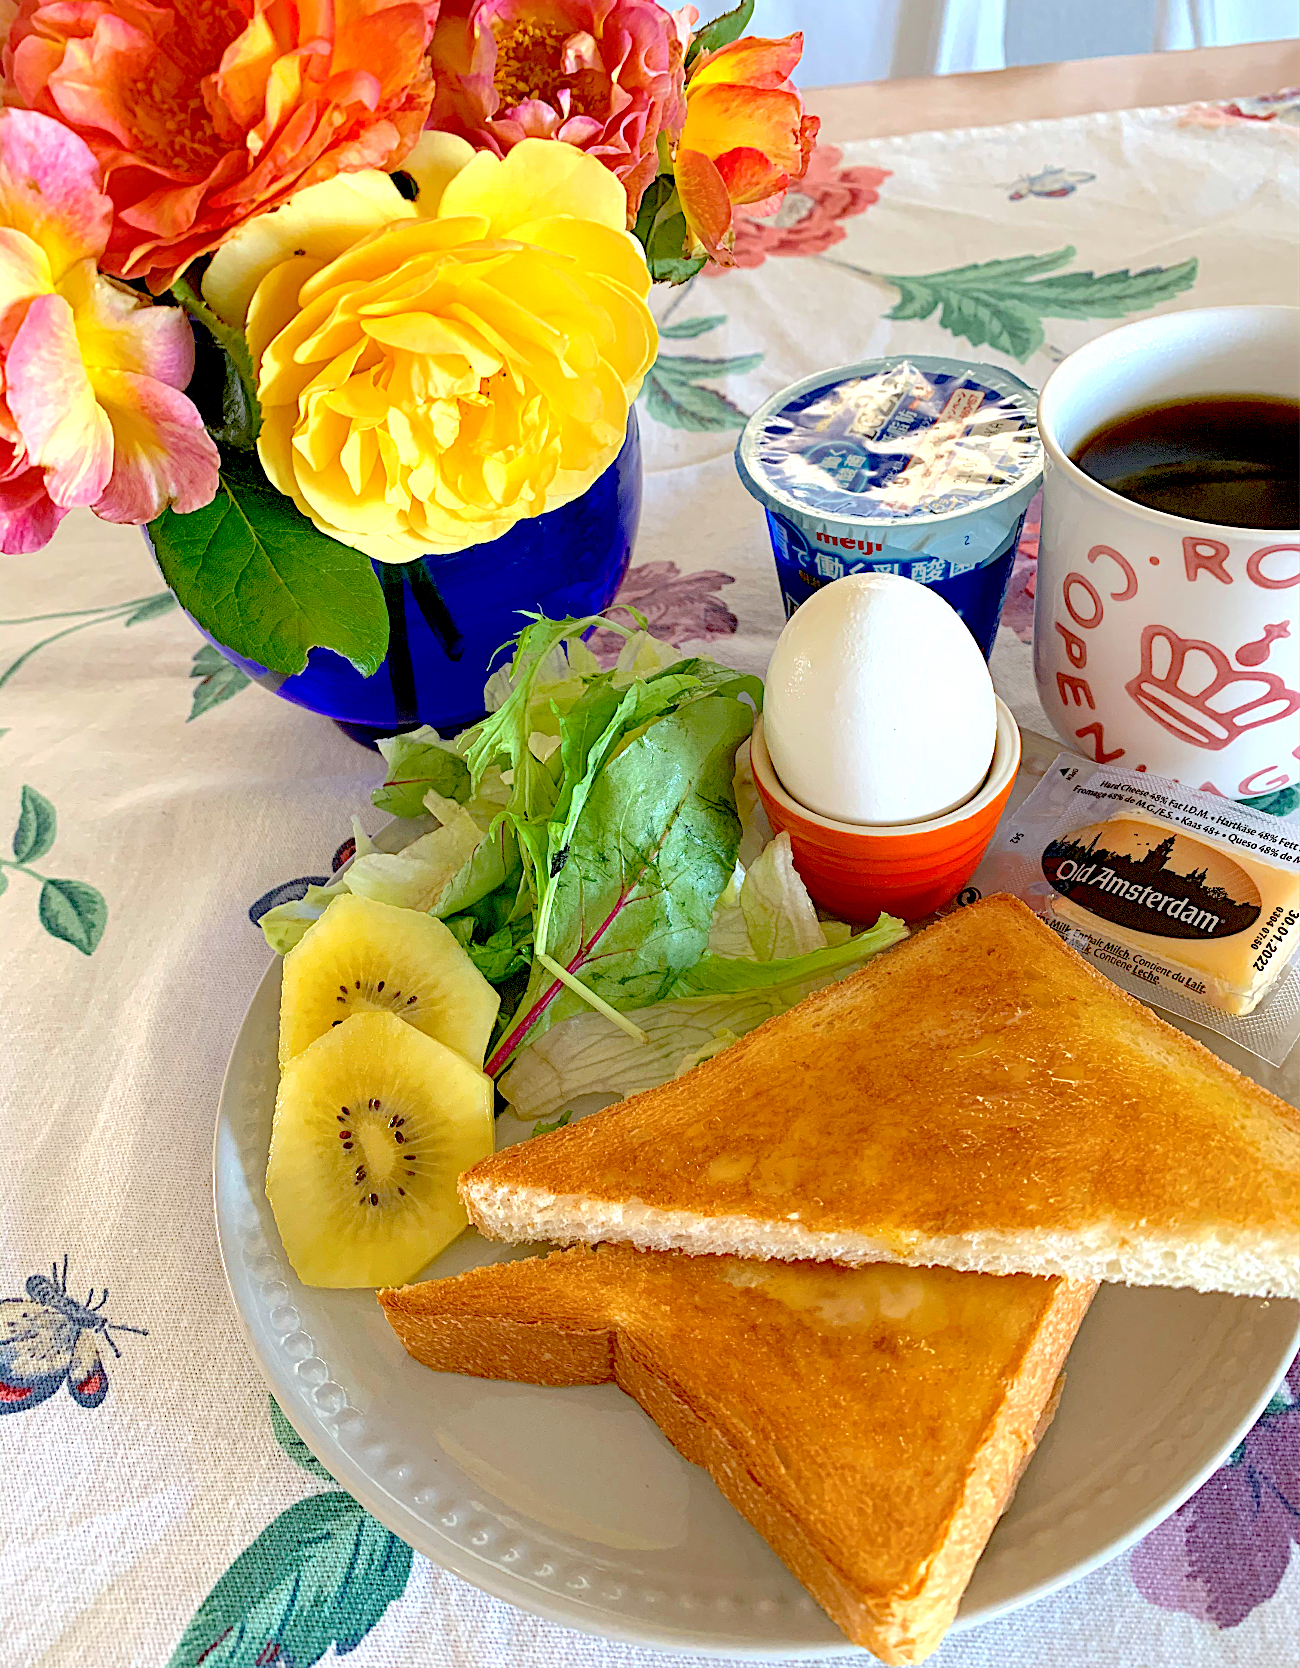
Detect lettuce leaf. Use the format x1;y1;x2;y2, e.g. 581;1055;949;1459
733;739;772;868
259;882;344;954
341;807;483;912
258;797;489;950
372;727;470;818
496;992;790;1121
740;832;826;961
497;914;906;1120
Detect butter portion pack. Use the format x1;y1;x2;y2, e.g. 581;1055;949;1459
971;758;1300;1064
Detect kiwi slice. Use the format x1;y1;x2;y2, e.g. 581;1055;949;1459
266;1010;494;1288
279;892;499;1070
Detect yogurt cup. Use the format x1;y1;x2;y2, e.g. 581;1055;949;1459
736;356;1043;659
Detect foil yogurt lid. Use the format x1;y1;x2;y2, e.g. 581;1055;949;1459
736;356;1043;527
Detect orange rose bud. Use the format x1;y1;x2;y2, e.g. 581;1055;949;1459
674;30;819;264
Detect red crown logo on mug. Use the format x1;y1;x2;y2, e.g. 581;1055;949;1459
1034;307;1299;800
1126;624;1300;752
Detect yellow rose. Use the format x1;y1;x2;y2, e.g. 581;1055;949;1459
204;138;656;561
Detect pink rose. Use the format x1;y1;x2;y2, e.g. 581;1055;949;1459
428;0;687;222
0;109;217;551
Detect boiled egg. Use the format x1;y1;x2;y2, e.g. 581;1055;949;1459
764;573;997;826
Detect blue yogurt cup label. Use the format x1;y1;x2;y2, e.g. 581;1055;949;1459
736;357;1044;658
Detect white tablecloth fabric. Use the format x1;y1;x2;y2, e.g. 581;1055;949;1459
2;89;1297;1667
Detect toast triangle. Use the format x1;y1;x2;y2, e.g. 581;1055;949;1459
380;1244;1094;1663
462;896;1300;1297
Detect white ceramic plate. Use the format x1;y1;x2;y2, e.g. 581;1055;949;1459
215;954;1298;1658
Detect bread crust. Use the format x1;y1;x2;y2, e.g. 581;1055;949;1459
463;896;1299;1295
380;1245;1095;1663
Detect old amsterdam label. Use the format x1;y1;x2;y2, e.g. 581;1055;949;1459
1043;817;1262;941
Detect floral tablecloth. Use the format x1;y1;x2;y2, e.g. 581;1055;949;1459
3;89;1298;1668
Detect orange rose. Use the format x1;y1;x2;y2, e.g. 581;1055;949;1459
3;0;441;290
673;31;818;264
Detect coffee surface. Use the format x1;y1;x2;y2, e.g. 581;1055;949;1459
1071;396;1298;529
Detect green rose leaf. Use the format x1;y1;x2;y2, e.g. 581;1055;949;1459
38;877;107;955
632;174;707;285
686;0;755;67
268;1395;335;1483
172;272;262;449
166;1492;412;1668
13;784;56;863
150;452;389;678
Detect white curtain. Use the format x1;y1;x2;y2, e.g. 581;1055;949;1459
749;0;1300;87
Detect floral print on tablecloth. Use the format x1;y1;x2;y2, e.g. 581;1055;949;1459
1132;1357;1300;1627
588;560;739;662
706;144;890;269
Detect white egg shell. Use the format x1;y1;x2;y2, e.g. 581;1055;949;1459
764;573;997;826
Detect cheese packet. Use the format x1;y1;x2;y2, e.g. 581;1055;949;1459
968;754;1300;1065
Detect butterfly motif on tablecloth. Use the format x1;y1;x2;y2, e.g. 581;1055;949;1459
0;1256;147;1415
1004;165;1097;200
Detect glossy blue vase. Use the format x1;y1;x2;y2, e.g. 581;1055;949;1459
190;414;641;744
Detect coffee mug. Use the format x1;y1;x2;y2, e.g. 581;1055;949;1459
1034;305;1299;799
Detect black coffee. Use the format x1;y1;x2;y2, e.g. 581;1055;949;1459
1071;395;1298;529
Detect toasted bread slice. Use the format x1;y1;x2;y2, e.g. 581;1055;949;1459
380;1245;1094;1664
463;896;1299;1297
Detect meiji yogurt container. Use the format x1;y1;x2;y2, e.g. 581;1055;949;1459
736;356;1043;659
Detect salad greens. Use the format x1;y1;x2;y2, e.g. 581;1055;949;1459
371;731;470;818
496;905;907;1122
259;611;907;1091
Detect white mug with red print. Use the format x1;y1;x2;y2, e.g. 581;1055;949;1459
1034;306;1299;800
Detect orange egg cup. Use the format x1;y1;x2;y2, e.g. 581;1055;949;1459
749;701;1021;923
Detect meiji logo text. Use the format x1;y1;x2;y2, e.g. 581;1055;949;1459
815;532;884;553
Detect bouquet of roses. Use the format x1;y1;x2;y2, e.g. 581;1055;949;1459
0;0;816;676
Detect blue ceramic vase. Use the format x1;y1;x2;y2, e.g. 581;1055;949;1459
184;414;642;744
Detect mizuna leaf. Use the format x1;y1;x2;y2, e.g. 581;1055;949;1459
166;1493;412;1668
881;248;1199;360
38;877;107;955
672;912;908;997
13;784;56;862
531;1108;573;1136
149;451;388;677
